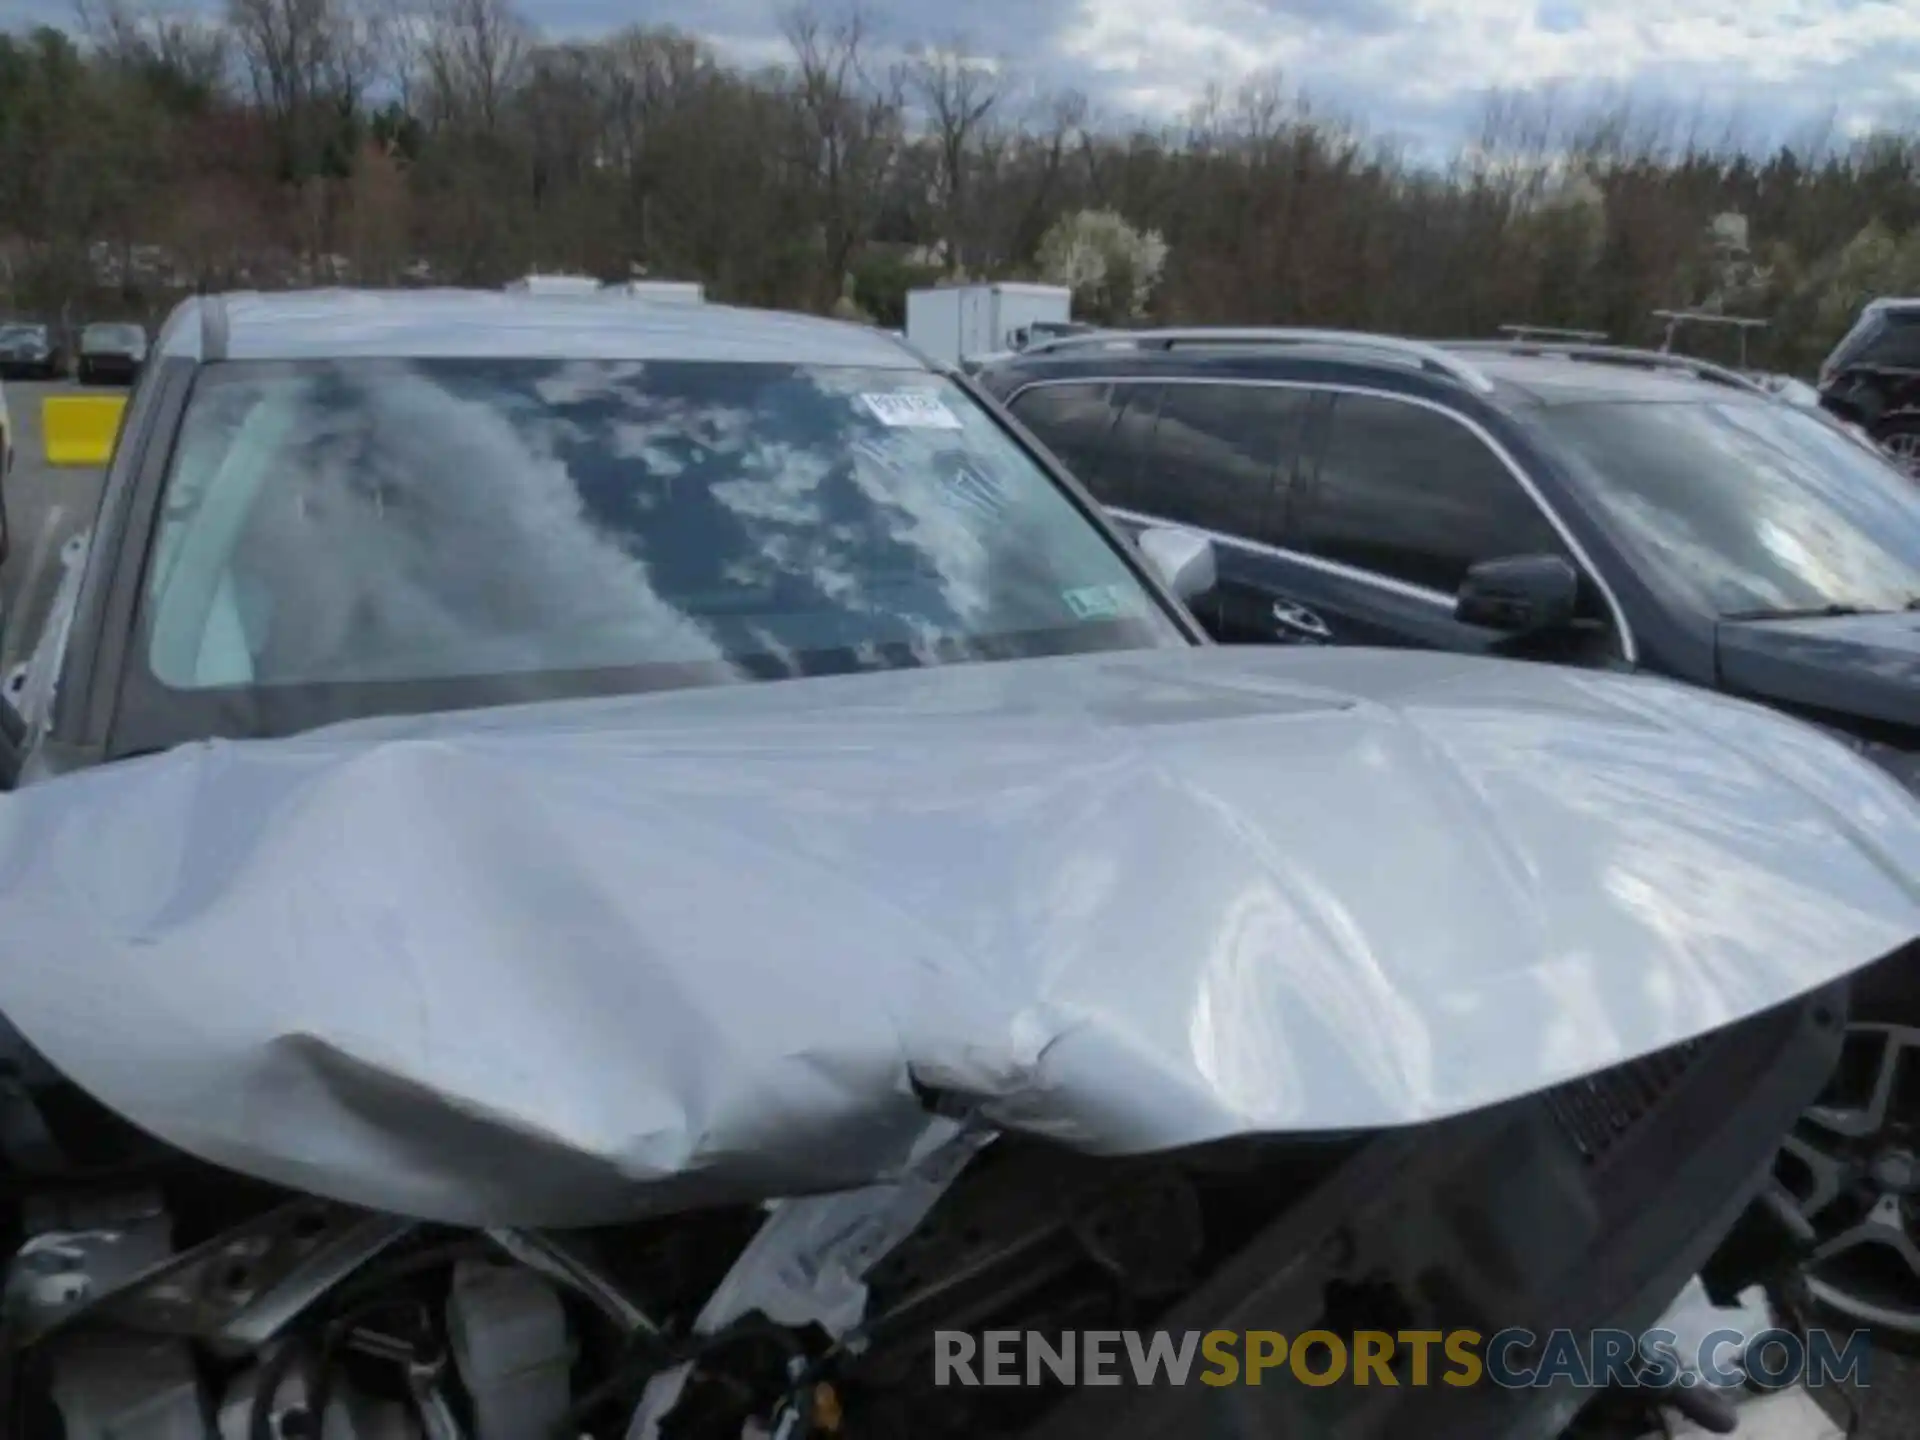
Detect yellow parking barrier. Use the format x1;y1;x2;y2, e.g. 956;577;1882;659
41;395;128;468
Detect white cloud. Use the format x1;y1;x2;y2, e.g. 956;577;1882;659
5;0;1917;152
1054;0;1920;147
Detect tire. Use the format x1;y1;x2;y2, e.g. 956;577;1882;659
1772;961;1920;1346
1871;413;1920;478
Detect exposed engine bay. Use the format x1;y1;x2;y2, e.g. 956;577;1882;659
0;980;1854;1440
0;1105;1351;1440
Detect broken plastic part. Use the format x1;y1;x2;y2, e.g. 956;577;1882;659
444;1258;571;1440
5;1200;174;1343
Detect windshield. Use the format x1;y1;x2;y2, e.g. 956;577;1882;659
121;358;1184;748
1534;398;1920;617
84;324;142;346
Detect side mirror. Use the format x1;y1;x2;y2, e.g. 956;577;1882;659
1456;554;1581;635
41;395;127;468
1138;526;1217;601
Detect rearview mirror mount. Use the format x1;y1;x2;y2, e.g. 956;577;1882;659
1456;554;1581;635
1137;527;1217;602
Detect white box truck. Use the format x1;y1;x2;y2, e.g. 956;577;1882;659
905;283;1072;366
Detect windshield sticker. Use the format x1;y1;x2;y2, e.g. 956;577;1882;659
1062;584;1132;620
861;391;964;430
943;464;1009;519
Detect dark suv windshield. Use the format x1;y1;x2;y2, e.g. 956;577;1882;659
1535;398;1920;618
120;358;1183;748
83;324;142;347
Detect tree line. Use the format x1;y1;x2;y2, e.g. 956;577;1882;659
5;0;1920;373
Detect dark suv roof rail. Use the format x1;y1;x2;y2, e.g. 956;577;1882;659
1443;341;1771;396
1498;324;1611;343
1017;327;1497;394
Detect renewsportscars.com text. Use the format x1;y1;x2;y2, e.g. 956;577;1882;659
933;1327;1872;1390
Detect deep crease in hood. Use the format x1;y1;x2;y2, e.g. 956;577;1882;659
0;647;1918;1227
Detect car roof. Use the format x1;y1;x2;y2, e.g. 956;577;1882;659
985;338;1755;410
156;289;926;370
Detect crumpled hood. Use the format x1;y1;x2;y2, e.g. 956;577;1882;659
1718;610;1920;735
0;646;1917;1227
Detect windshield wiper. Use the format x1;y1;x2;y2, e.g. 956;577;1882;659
1721;603;1883;622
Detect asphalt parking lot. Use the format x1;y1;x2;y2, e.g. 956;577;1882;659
2;379;109;675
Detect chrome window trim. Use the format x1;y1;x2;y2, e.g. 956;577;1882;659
1107;505;1454;610
1003;374;1639;664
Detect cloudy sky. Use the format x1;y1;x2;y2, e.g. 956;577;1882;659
6;0;1919;153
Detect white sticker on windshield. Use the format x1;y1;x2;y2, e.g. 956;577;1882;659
1062;585;1131;620
861;391;963;430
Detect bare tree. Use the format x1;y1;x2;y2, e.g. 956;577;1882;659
418;0;528;132
781;6;904;306
907;39;1001;271
77;0;232;97
226;0;386;174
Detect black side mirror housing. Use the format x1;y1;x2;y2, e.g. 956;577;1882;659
1456;554;1582;635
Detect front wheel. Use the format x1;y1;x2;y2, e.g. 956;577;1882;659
1775;972;1920;1342
1872;414;1920;478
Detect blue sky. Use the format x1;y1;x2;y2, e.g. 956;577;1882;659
6;0;1920;153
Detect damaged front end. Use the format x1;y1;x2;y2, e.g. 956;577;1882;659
0;968;1866;1440
2;648;1920;1436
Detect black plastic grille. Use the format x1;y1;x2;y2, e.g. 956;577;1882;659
1542;1037;1706;1165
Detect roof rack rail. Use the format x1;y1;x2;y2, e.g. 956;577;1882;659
1443;340;1771;396
1650;309;1770;367
1498;324;1610;343
1018;327;1496;393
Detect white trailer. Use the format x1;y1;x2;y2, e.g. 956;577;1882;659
905;283;1072;366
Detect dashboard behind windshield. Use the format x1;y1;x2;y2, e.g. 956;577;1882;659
1534;398;1920;617
116;358;1185;750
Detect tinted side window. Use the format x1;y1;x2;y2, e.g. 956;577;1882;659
1858;315;1920;369
1009;382;1116;484
1301;394;1565;591
1137;384;1305;539
1098;384;1164;510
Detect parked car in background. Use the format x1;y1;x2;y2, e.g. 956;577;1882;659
75;320;148;384
0;321;63;380
1819;297;1920;474
2;290;1916;1439
981;328;1920;1334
